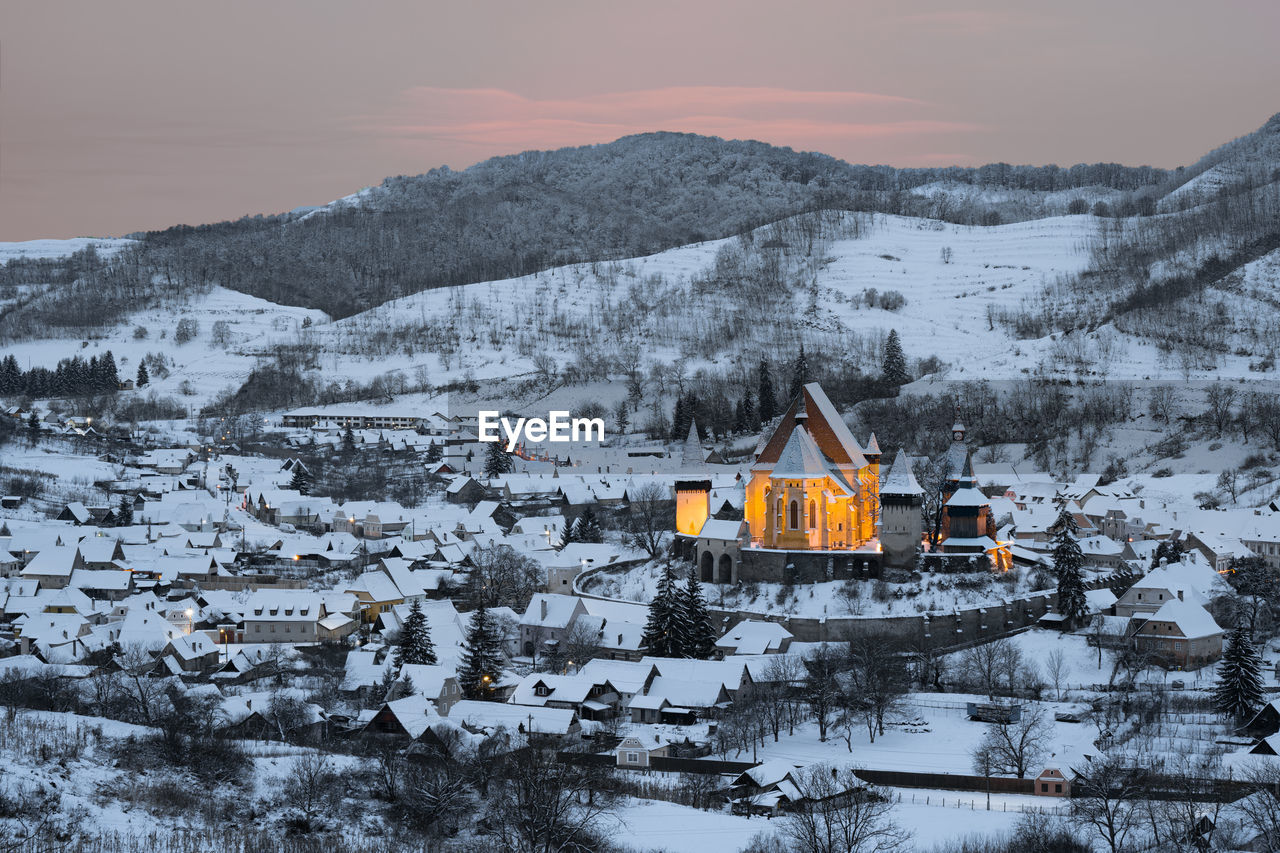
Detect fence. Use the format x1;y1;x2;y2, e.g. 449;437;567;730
855;769;1034;795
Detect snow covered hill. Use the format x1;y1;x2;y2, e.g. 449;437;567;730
5;207;1276;416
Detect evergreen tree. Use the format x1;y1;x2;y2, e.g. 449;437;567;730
1150;539;1185;569
458;603;504;700
100;351;119;390
1215;624;1264;721
789;343;810;401
881;329;910;389
682;570;717;660
641;562;688;657
288;464;312;496
136;361;149;388
424;441;443;464
26;412;40;446
758;358;777;424
741;389;757;431
575;506;603;544
393;598;438;667
116;495;134;527
484;441;513;478
733;398;746;434
341;425;356;455
1051;500;1088;626
0;355;19;395
614;399;629;434
559;517;580;548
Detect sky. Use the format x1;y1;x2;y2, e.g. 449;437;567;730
2;0;1278;241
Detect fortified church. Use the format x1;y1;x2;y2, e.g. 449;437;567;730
676;383;1009;584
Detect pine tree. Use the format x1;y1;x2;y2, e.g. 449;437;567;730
136;361;149;388
881;330;910;389
1151;539;1185;569
484;441;513;478
394;599;438;667
289;464;312;496
116;495;134;527
575;506;603;544
789;344;810;401
424;441;443;464
458;603;504;700
614;399;629;434
341;425;356;455
682;570;717;659
1215;624;1264;720
741;389;757;431
100;351;119;391
758;358;777;424
641;562;688;657
26;412;40;446
559;518;580;548
1051;500;1088;627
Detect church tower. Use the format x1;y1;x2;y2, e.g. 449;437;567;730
880;448;923;569
674;420;711;536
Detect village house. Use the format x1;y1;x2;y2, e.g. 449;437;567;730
1132;598;1224;670
518;593;589;659
242;591;327;643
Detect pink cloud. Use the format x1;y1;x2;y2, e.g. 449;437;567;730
358;86;983;163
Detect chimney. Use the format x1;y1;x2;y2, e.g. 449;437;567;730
1177;590;1183;601
540;599;548;621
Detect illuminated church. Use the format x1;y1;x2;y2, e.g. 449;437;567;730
678;383;893;584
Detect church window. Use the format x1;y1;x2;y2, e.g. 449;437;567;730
808;500;816;529
789;501;799;529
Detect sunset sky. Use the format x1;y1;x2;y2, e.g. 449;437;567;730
3;0;1278;240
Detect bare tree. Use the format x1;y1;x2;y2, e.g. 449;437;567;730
803;646;845;743
958;638;1018;700
284;752;342;832
1204;383;1237;437
625;482;670;558
973;706;1052;778
781;765;910;853
486;746;616;853
846;633;909;742
1071;757;1145;853
117;643;169;725
1045;647;1068;701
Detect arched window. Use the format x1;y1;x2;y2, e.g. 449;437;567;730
789;500;799;530
808;500;816;529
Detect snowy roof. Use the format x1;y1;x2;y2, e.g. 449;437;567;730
696;519;747;541
447;699;577;734
521;593;583;630
880;449;923;496
1139;599;1223;639
397;663;455;699
715;620;793;655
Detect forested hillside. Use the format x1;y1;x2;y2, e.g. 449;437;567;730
128;132;1169;319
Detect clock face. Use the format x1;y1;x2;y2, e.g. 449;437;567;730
954;431;963;441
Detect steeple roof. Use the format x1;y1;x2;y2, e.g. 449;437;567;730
680;420;707;472
945;451;989;508
881;449;923;496
866;433;881;456
770;424;852;494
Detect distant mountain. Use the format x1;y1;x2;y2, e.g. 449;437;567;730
128;132;1170;319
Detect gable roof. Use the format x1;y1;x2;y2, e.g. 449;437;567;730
755;383;867;470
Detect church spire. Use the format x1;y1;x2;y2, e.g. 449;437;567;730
680;419;706;472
